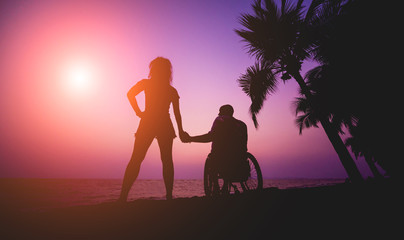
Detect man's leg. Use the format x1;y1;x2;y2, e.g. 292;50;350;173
207;155;220;196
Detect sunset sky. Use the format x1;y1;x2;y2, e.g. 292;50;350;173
0;0;375;179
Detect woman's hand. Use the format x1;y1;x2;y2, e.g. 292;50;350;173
179;131;191;143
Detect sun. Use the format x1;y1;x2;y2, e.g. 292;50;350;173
64;61;94;95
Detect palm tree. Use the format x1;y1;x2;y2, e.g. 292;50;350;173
294;68;384;179
236;0;363;182
294;65;354;135
345;122;383;179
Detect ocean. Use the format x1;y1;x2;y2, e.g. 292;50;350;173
0;178;345;211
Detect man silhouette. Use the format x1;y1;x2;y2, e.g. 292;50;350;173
182;104;248;191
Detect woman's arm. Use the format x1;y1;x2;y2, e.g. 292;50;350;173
127;82;144;118
172;96;185;135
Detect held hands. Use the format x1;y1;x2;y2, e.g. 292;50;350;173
179;131;191;143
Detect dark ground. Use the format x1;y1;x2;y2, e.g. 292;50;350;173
1;179;399;239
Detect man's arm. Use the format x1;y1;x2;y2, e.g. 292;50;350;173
182;116;218;143
189;132;212;143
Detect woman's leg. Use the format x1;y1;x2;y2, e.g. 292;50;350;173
157;137;174;200
119;134;154;202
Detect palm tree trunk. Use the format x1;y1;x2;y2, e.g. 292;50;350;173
319;117;363;182
291;71;363;182
364;155;383;179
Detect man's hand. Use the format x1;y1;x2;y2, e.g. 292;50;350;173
179;131;191;143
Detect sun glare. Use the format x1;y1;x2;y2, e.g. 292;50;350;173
64;61;94;96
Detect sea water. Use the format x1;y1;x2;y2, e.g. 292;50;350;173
0;178;345;211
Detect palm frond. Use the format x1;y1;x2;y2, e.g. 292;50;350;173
292;97;309;115
304;65;324;84
238;61;278;128
235;0;306;63
295;112;319;134
304;0;325;23
305;0;348;63
293;95;321;134
263;0;280;19
296;0;304;10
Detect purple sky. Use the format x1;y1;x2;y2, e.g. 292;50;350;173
0;0;377;179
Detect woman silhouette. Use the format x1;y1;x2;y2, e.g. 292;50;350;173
119;57;186;201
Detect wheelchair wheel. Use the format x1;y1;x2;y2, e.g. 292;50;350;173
204;155;222;197
204;152;263;197
241;152;263;191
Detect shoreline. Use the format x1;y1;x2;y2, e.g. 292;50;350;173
0;178;346;212
1;179;398;239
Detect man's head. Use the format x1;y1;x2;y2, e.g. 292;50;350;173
219;104;234;117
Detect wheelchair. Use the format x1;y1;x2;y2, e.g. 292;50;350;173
203;152;263;197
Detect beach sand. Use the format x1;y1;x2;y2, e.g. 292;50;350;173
1;180;398;239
